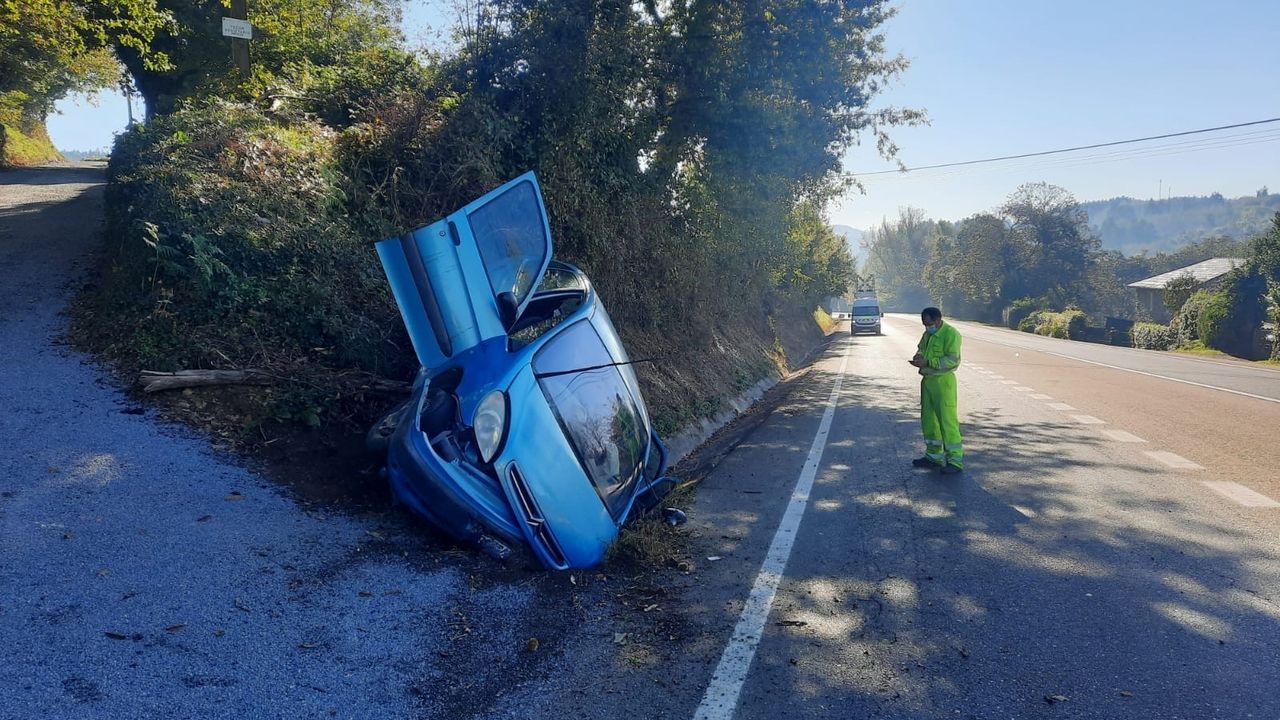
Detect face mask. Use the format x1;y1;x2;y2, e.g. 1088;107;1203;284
925;324;939;335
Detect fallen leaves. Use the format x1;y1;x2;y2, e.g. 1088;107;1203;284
525;637;540;653
225;491;244;501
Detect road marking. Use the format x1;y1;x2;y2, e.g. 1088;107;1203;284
1071;414;1107;425
1013;386;1033;392
692;341;851;720
1143;451;1203;470
1030;394;1053;400
988;374;1004;379
1049;403;1076;411
1012;505;1038;518
1000;380;1018;385
1201;481;1280;507
1034;350;1280;405
1101;429;1147;443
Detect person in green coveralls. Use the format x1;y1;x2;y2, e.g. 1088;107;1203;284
909;307;963;474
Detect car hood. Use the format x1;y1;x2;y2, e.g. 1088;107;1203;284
494;363;618;569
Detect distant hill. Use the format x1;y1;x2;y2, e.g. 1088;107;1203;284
832;224;866;267
1083;190;1280;255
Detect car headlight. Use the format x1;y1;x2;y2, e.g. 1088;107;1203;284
473;390;508;463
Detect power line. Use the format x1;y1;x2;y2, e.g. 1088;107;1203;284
850;117;1280;177
861;128;1280;185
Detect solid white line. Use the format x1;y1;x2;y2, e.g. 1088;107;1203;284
1101;429;1147;443
1201;481;1280;507
1072;414;1107;425
692;341;851;720
1036;350;1280;405
1144;450;1204;470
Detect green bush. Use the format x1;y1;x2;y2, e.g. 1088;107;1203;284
1021;308;1087;339
1197;291;1234;353
91;101;410;380
1004;296;1047;330
1170;290;1216;346
1132;322;1172;350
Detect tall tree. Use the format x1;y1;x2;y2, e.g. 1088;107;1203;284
115;0;402;117
864;207;937;311
0;0;169;162
1001;182;1100;304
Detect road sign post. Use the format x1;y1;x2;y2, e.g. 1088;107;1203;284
223;0;251;75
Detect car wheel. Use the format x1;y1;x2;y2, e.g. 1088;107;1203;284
366;400;410;454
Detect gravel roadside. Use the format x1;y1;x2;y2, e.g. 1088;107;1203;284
0;164;543;719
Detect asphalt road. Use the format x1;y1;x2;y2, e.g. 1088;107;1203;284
676;313;1280;720
6;164;1279;719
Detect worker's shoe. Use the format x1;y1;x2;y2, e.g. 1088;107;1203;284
911;457;941;469
939;463;962;475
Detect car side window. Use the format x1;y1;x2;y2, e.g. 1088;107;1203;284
467;180;549;305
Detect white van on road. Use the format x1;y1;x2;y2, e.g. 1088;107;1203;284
850;297;882;335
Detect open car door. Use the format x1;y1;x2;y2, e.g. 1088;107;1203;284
374;172;555;369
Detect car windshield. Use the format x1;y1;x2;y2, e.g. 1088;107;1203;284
467;179;548;306
853;306;879;316
534;320;648;519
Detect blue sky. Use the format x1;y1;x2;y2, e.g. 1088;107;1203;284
50;0;1279;230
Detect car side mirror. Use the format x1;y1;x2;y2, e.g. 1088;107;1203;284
497;291;519;332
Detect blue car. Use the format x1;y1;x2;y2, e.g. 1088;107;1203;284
368;172;674;569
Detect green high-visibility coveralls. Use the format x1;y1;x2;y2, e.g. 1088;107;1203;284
917;322;963;468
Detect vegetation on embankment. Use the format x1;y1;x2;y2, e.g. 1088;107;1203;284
69;1;916;443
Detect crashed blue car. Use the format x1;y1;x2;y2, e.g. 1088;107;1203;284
368;172;674;569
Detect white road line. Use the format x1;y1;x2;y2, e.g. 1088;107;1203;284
1013;386;1033;392
1049;403;1076;411
1000;380;1018;385
692;341;851;720
1012;505;1038;518
1101;429;1147;443
1035;350;1280;405
1030;394;1053;400
1201;481;1280;507
988;374;1005;379
1071;415;1107;425
1143;450;1204;470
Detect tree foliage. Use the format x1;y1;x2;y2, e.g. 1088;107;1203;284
0;0;170;162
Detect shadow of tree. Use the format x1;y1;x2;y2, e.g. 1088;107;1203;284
690;357;1280;719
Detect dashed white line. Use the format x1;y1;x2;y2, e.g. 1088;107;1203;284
1201;481;1280;507
1012;505;1038;518
1049;403;1076;411
1030;394;1052;400
692;342;851;720
1072;415;1107;425
1143;450;1203;470
1000;380;1018;385
1101;429;1147;443
988;374;1005;379
1013;386;1033;392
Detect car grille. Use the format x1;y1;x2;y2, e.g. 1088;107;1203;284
507;463;568;568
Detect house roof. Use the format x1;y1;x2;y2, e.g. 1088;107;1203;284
1127;257;1246;290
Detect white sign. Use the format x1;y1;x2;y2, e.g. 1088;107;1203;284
222;17;252;40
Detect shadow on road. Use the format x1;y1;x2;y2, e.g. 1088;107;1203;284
692;353;1280;719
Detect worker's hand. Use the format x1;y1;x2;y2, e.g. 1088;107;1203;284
910;353;925;368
